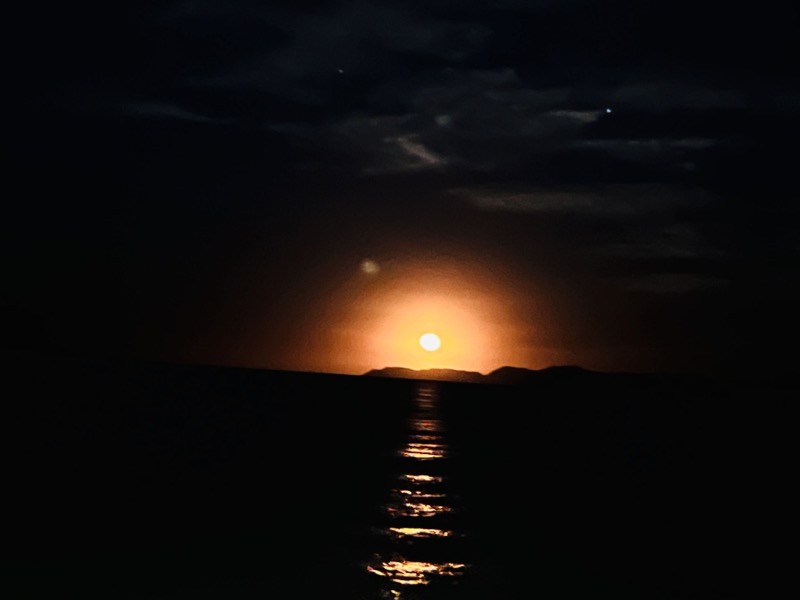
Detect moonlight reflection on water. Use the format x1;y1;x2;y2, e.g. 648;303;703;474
365;383;471;596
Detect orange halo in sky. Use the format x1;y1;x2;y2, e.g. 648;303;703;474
344;257;535;373
369;292;492;370
282;256;543;375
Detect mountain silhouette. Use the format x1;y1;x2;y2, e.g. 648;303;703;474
364;366;487;383
364;365;596;385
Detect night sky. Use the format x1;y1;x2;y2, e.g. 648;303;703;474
7;0;800;376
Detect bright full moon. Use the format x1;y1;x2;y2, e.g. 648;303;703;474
419;332;441;352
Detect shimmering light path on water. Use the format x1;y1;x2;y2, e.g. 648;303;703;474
364;383;471;597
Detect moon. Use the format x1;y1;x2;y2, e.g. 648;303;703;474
419;333;441;352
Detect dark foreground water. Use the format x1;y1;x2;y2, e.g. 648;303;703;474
10;357;793;598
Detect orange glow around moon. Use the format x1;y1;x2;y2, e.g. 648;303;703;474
369;291;494;371
348;258;533;373
283;256;545;375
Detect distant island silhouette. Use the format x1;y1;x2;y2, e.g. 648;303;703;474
362;364;769;389
364;365;603;385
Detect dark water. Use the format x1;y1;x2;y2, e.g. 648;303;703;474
10;358;793;598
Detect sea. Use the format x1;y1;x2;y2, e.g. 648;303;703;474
9;356;793;599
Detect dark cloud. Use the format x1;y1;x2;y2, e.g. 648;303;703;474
453;183;713;217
